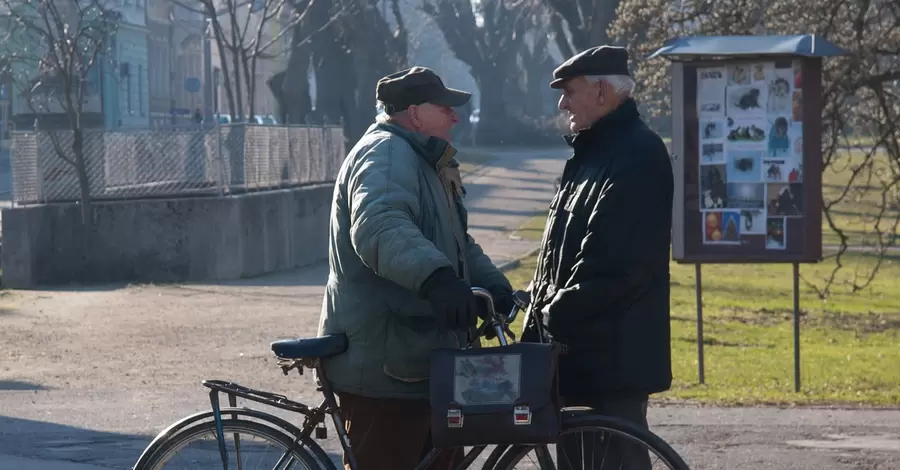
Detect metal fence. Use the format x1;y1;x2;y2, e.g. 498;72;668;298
9;124;346;205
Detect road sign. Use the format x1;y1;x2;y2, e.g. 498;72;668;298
185;77;201;93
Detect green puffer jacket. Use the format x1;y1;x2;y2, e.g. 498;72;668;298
316;120;511;399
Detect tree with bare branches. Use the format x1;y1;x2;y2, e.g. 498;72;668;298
611;0;900;296
0;0;120;223
269;0;408;145
423;0;547;144
541;0;622;58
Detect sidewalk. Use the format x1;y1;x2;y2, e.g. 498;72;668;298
457;146;568;266
0;454;111;470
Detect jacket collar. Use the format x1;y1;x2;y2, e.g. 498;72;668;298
564;98;641;150
370;121;458;169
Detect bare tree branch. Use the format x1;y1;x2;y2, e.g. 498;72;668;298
0;0;120;223
611;0;900;298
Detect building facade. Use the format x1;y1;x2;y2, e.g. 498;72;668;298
147;0;206;128
102;0;150;129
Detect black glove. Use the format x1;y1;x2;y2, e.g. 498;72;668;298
477;285;514;341
420;267;478;331
488;284;515;318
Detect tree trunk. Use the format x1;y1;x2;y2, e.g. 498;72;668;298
245;48;256;119
473;50;522;145
71;129;92;225
230;46;245;119
276;19;313;124
475;72;509;145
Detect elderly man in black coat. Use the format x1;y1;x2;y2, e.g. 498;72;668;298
524;45;674;469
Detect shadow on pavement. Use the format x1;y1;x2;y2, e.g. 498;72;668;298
0;381;48;391
209;260;330;287
0;415;343;469
0;415;151;469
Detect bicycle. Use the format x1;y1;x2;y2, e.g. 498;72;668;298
133;287;691;470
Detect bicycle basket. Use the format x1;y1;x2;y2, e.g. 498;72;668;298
429;342;562;448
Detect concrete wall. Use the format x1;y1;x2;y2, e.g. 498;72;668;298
1;184;333;288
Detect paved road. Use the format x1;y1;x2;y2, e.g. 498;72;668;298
1;146;899;469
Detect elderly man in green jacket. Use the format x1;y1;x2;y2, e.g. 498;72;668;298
317;66;513;470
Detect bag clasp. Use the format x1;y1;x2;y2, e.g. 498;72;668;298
447;408;464;428
513;405;532;425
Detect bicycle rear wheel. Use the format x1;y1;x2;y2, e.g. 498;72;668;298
492;414;689;470
137;418;334;470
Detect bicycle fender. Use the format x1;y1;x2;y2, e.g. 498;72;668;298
131;407;324;470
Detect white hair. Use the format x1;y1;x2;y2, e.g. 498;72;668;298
585;74;635;97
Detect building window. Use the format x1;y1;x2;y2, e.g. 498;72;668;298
126;63;133;115
138;64;144;116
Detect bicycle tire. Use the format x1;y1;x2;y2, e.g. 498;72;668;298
492;414;690;470
137;418;336;470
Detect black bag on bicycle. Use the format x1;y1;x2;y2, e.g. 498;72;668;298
429;342;562;448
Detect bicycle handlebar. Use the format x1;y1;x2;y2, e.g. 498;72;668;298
470;287;530;346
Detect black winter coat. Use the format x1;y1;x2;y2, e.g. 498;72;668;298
525;98;674;399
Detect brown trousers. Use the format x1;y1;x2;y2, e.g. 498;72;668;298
338;392;464;470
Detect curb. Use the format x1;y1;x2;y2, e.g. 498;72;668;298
498;247;541;272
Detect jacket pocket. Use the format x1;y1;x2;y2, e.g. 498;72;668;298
383;315;460;383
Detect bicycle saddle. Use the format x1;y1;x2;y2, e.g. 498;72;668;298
271;334;348;359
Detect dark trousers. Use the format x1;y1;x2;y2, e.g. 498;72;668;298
337;392;464;470
557;394;653;470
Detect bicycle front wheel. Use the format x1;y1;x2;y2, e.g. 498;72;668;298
137;418;334;470
492;413;690;470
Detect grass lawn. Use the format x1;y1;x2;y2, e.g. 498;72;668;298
501;250;900;407
820;148;899;247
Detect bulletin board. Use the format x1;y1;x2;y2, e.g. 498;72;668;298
670;57;823;264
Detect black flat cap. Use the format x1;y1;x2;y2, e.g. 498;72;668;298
550;46;631;89
376;66;471;114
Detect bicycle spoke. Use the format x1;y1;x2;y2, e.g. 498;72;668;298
269;449;299;470
147;424;317;469
234;431;244;470
499;427;682;469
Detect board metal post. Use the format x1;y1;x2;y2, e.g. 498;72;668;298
695;263;705;385
793;262;801;392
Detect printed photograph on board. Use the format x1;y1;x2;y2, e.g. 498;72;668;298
767;183;804;217
700;164;727;209
741;209;767;234
767;68;793;115
792;89;803;122
721;211;742;242
726;149;763;182
726;183;765;210
726;85;767;118
700;119;726;140
762;157;802;183
751;63;772;84
727;117;767;145
704;211;741;244
791;121;803;157
702;142;726;164
698;67;727;118
728;64;751;86
767;116;791;157
704;212;723;243
766;217;786;249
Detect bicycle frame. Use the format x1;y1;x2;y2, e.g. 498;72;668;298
200;287;530;470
